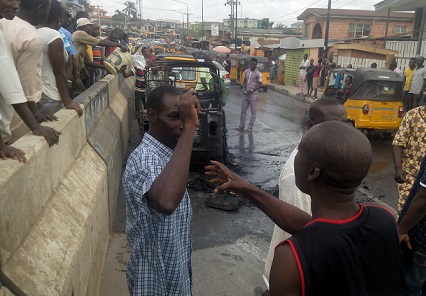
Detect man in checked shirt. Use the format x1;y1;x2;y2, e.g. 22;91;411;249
122;85;200;296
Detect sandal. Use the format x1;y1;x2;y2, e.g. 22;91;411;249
244;128;253;132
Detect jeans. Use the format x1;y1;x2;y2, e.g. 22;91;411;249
399;244;426;296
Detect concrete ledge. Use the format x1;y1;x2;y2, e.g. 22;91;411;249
0;110;86;267
76;81;109;137
1;145;108;296
0;286;14;296
0;73;132;295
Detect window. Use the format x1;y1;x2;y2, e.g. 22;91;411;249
304;24;311;39
393;26;407;34
348;24;371;38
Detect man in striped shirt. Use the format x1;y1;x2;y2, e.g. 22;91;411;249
408;56;426;110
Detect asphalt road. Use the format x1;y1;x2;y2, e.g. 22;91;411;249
99;84;399;296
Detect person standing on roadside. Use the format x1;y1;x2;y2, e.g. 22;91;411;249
306;58;315;98
122;86;200;296
262;98;347;290
393;105;426;213
398;154;426;295
0;0;61;147
312;58;322;99
223;53;231;73
37;1;83;117
403;58;417;113
235;57;262;133
72;18;127;96
298;53;309;96
407;57;426;110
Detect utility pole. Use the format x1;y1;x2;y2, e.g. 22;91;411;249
201;0;204;40
225;0;234;46
235;1;240;52
96;5;102;28
323;0;331;61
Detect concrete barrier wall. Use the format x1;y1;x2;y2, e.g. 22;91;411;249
0;74;133;296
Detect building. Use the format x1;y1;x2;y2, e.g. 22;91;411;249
189;22;230;43
223;18;260;29
297;8;414;41
62;0;85;16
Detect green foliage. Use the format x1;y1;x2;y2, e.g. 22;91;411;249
260;18;274;29
112;9;125;21
122;1;138;20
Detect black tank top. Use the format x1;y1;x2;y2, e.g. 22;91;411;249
283;205;402;296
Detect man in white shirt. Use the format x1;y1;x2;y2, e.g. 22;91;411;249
262;98;347;290
0;0;61;147
298;53;310;96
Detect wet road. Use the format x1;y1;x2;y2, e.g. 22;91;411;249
100;85;399;296
191;85;399;295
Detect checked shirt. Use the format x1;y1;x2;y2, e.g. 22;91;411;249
122;134;193;296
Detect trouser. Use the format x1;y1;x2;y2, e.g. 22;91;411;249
403;91;410;114
399;244;426;295
239;97;257;129
407;93;422;111
36;95;64;116
300;75;307;95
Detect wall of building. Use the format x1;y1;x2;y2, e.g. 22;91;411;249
0;74;133;296
302;15;414;40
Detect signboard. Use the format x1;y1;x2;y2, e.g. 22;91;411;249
211;24;219;37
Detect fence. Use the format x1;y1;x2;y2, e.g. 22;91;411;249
335;56;386;69
386;41;426;70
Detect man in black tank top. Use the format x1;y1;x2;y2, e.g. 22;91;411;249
205;121;402;296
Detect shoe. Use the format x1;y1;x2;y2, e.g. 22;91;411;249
234;127;243;132
244;128;252;132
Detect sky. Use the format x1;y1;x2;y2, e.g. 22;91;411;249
88;0;381;26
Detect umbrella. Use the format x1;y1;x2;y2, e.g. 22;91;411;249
212;46;231;54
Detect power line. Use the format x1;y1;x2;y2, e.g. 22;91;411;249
336;0;357;9
269;0;323;20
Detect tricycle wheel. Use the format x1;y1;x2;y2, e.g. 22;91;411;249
263;87;268;92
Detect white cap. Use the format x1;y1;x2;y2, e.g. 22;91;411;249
76;18;94;28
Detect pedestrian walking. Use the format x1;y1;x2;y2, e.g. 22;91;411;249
398;154;426;295
235;57;262;132
206;120;401;296
263;98;347;289
403;58;416;113
122;86;200;296
407;57;426;110
393;106;426;213
298;54;309;96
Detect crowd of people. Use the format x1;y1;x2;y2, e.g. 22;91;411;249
2;1;426;295
0;0;131;163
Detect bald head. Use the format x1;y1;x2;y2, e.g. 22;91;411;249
308;98;347;128
296;121;372;193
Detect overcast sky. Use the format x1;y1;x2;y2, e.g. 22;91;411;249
88;0;382;26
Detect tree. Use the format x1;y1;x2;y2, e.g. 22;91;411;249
260;18;274;29
122;1;137;20
275;23;285;29
112;9;125;21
